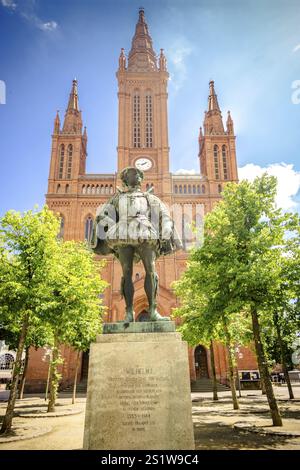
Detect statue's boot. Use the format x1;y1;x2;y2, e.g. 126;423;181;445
149;307;170;322
124;308;134;323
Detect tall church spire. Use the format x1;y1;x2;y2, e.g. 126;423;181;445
203;80;224;135
208;80;220;112
62;79;82;134
53;110;60;134
127;8;157;72
199;81;238;183
226;110;234;135
67;79;79;112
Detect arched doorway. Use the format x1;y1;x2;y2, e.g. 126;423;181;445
136;309;150;322
194;345;209;378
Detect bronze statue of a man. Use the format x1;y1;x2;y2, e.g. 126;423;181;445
91;167;182;323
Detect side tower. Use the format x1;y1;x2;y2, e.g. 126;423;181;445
47;79;87;199
199;80;238;194
116;8;170;195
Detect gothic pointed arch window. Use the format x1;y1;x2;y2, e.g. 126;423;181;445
58;144;65;179
175;185;178;194
66;144;73;179
218;184;222;193
145;90;153;148
84;216;93;243
222;145;228;180
133;91;141;148
214;145;219;179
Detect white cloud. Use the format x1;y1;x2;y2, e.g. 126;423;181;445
20;11;58;32
1;1;58;32
174;169;197;175
168;39;192;92
38;20;57;31
293;44;300;53
238;162;300;211
1;0;17;10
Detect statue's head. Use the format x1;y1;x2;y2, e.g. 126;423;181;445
120;167;144;189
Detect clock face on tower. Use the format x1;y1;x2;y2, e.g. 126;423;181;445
135;157;153;171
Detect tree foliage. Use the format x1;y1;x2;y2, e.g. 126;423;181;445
174;175;300;426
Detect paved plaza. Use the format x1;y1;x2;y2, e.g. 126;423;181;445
0;385;299;450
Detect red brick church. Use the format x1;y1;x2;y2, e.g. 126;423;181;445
25;8;257;392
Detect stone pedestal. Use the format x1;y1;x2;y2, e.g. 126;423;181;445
83;322;195;450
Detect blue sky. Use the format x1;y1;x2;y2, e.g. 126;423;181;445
1;0;300;215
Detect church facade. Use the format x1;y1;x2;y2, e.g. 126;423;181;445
25;8;257;392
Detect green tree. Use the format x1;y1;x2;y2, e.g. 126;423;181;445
0;207;60;434
174;269;251;409
40;241;107;412
262;240;300;400
175;175;299;426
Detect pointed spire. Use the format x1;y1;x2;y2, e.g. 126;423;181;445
159;48;167;71
208;80;221;112
127;8;157;72
226;110;234;135
198;126;203;141
54;110;60;134
67;79;79;112
204;81;224;135
62;79;82;134
82;126;88;159
119;48;127;71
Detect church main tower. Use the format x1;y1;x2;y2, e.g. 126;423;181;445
116;8;170;195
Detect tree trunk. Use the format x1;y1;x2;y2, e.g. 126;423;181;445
210;341;218;401
226;344;240;409
0;313;30;434
256;357;266;394
274;313;294;400
223;318;239;410
72;351;81;405
18;346;30;400
45;356;51;401
260;364;266;394
47;338;60;413
236;366;242;398
251;306;282;426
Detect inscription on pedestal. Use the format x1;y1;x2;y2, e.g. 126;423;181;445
102;367;167;434
83;332;195;450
